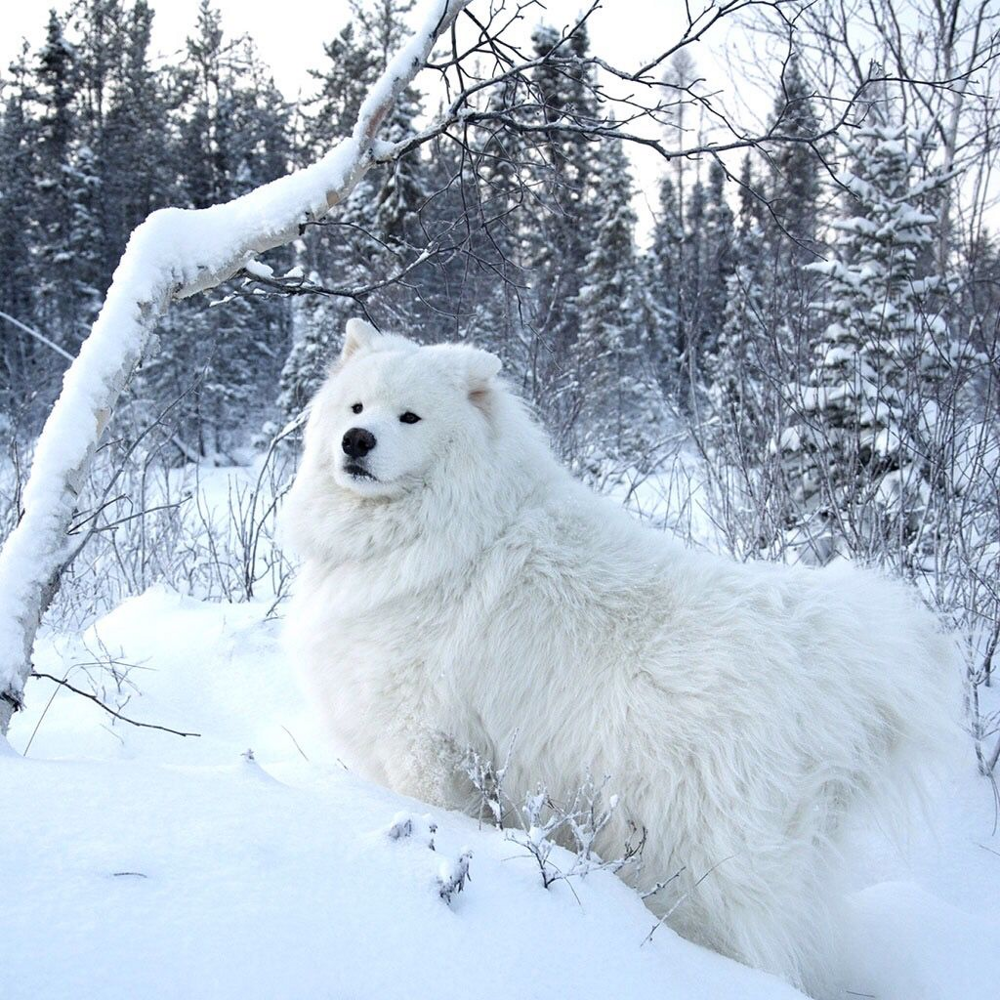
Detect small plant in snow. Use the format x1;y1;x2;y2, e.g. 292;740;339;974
437;850;472;905
462;736;517;829
507;775;641;890
386;811;438;851
463;748;643;892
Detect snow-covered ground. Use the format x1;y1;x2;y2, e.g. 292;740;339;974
2;466;1000;1000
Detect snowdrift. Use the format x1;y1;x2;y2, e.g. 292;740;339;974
3;585;998;999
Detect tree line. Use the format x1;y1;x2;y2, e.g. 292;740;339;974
1;0;997;549
1;0;997;763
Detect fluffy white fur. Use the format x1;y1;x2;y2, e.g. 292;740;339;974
283;320;959;997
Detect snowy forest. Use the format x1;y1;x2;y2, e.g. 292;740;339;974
1;1;1000;996
3;0;998;748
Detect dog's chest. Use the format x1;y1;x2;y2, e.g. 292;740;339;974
298;561;471;729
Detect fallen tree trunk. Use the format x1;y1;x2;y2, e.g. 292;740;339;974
0;0;471;737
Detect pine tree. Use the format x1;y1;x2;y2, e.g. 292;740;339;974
783;118;964;553
710;153;769;423
675;173;707;405
64;141;104;324
32;10;81;349
697;160;736;373
526;24;600;384
765;53;821;259
573;137;660;468
645;174;684;393
301;10;378;156
0;57;41;411
756;52;825;396
101;0;170;280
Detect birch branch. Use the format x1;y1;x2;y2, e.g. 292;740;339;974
0;0;471;737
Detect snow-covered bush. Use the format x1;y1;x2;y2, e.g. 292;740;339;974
5;414;297;632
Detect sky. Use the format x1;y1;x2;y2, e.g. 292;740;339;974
1;1;774;236
1;2;748;104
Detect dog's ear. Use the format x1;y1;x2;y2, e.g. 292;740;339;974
341;317;379;362
465;348;502;414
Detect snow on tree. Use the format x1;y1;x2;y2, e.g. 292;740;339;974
764;52;822;261
662;159;735;406
526;24;600;382
31;10;83;350
0;0;473;735
645;174;684;393
572;135;661;468
781;114;966;557
709;154;770;424
0;56;39;410
752;53;825;403
696;160;736;377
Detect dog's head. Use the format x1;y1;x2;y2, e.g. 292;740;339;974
309;318;502;499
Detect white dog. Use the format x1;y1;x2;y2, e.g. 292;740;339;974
283;319;958;996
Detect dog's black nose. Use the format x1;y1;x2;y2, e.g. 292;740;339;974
342;427;377;459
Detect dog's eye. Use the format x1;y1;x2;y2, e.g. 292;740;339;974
399;412;421;424
351;402;363;414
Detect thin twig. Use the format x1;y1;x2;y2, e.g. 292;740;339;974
29;671;201;738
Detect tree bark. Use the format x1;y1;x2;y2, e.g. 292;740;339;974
0;0;470;737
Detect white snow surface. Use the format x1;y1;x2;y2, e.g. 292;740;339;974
3;587;808;1000
2;463;999;999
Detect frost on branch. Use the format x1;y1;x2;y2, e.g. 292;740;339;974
437;850;472;905
507;777;641;891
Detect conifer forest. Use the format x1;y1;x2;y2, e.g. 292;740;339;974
1;0;1000;810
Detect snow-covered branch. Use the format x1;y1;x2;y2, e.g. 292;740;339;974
0;0;471;736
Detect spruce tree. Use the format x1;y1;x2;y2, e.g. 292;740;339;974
32;10;81;349
0;57;41;411
710;153;769;424
784;119;964;554
646;174;684;393
573;137;660;468
101;0;170;280
526;24;600;383
765;53;821;258
698;160;736;374
758;52;824;394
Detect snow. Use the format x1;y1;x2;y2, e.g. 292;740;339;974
847;883;1000;1000
3;587;806;1000
243;258;274;278
2;463;1000;999
355;0;467;141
